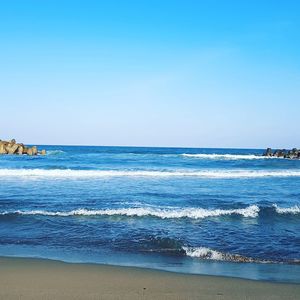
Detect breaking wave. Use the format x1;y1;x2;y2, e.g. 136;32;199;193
182;246;300;264
182;153;273;160
273;204;300;215
0;205;260;219
183;246;254;262
182;246;275;263
2;204;299;220
1;168;300;178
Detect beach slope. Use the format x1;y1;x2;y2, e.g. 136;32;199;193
0;257;299;300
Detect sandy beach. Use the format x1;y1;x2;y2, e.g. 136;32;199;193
0;257;299;300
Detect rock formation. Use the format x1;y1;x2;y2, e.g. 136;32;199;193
0;139;46;156
263;148;300;159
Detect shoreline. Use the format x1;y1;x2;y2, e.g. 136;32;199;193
1;254;300;284
1;256;299;299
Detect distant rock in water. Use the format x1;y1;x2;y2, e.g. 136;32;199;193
0;139;46;156
263;148;300;159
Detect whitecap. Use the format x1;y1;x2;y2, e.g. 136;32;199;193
273;204;300;215
181;153;276;160
0;205;260;219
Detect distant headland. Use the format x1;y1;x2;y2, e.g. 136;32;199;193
0;139;46;156
263;148;300;159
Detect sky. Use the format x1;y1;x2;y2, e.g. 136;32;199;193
0;0;299;148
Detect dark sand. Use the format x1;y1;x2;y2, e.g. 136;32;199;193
0;257;299;299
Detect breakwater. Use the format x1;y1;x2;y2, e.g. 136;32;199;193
0;139;46;155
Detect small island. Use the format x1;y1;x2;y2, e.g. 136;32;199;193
263;148;300;159
0;139;46;156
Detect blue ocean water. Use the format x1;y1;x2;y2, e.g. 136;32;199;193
0;146;299;282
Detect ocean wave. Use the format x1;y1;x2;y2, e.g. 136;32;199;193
182;246;300;264
182;246;270;263
273;204;300;215
1;168;300;178
47;150;66;155
182;153;273;160
2;205;299;220
0;205;259;219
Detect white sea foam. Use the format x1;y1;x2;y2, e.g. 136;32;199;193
182;247;223;260
0;168;300;179
183;246;224;260
182;246;257;262
182;153;274;160
0;205;260;219
273;204;300;215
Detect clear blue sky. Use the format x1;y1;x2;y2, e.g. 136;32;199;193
0;0;299;148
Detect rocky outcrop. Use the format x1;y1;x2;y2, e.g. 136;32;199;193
263;148;300;159
0;139;46;156
263;148;273;157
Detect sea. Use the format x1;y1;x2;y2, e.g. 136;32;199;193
0;146;299;283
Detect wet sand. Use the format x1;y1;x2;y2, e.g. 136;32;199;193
0;256;299;299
